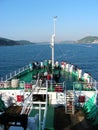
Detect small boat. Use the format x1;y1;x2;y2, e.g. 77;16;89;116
0;18;98;130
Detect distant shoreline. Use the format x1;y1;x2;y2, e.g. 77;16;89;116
1;35;98;46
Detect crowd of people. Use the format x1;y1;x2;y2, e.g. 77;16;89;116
29;60;93;84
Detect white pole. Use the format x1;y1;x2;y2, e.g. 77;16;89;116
51;16;57;70
51;34;54;70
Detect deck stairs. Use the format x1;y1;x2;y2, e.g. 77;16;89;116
20;75;48;130
65;90;75;114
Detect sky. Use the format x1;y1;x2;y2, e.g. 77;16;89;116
0;0;98;42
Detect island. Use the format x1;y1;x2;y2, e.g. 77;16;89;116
0;37;35;46
77;36;98;43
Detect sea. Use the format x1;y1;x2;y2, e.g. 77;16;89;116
0;43;98;81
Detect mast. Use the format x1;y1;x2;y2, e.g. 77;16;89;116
51;16;57;70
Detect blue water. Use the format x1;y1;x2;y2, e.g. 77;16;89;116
0;43;98;81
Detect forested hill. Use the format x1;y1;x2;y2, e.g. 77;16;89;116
0;37;20;46
78;36;98;43
0;37;35;46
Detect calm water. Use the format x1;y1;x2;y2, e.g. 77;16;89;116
0;43;98;81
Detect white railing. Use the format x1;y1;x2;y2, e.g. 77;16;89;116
73;81;97;91
49;82;65;92
0;65;29;82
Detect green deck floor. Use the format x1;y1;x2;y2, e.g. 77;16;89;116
29;105;54;130
45;105;54;130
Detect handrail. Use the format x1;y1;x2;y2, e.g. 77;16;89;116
49;82;65;92
0;65;29;82
73;81;97;91
21;75;48;130
20;74;40;115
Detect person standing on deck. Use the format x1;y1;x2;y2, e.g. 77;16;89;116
29;63;33;71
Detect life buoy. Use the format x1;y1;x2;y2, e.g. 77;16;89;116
0;83;4;88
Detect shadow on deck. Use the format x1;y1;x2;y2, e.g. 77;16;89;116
53;106;98;130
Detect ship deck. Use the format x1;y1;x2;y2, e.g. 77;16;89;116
13;67;80;90
0;63;97;130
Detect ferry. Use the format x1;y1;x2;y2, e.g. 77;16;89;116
0;18;98;130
